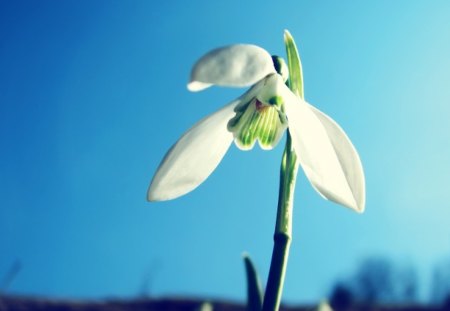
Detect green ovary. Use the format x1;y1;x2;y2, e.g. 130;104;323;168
228;100;287;150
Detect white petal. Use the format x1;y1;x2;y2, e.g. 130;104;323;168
187;44;276;92
283;89;365;212
308;105;365;212
148;100;238;201
187;81;212;92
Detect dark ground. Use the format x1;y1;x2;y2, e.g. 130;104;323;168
0;295;447;311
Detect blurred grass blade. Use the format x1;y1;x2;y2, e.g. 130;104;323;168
284;30;304;100
243;253;263;311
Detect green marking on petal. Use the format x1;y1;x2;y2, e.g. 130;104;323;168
268;96;283;107
228;99;288;151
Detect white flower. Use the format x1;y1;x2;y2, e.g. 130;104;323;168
147;44;365;212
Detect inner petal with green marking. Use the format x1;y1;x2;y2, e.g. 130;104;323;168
227;98;288;150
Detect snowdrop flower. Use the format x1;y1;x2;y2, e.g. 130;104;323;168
148;44;365;212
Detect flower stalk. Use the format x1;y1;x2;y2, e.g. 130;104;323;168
262;30;303;311
147;29;365;311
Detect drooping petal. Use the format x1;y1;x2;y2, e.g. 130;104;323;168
283;88;365;212
147;100;239;201
187;45;276;92
308;105;365;212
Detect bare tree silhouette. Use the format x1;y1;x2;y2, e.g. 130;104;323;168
430;257;450;305
329;256;419;307
329;281;355;310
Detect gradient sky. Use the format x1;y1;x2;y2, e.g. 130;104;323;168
1;0;450;304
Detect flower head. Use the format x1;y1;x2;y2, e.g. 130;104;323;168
148;43;365;212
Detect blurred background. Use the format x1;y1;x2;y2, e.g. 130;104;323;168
1;0;450;307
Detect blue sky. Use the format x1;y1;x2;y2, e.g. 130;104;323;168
1;0;450;304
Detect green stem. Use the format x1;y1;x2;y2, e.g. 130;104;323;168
262;135;298;311
262;30;303;311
